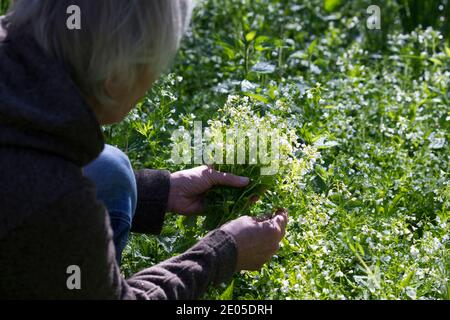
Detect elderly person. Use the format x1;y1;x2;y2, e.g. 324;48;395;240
0;0;287;299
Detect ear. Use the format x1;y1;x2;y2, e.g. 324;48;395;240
104;76;122;103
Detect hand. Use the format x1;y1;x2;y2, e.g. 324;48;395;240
167;165;250;216
220;209;288;271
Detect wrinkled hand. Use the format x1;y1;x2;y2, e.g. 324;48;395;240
221;209;288;271
167;165;250;216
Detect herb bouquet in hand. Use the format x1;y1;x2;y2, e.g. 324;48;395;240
190;95;319;230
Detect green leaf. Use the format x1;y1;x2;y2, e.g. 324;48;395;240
307;39;318;57
219;280;235;300
400;270;415;289
444;46;450;58
387;193;403;215
324;0;342;12
245;92;269;103
255;35;270;46
347;241;356;253
245;31;257;43
217;41;236;59
356;243;365;257
429;58;442;66
254;36;271;51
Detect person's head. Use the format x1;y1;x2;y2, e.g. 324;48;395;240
6;0;194;124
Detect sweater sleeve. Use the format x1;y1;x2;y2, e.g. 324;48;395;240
131;169;171;235
127;170;239;298
0;178;237;299
127;229;237;299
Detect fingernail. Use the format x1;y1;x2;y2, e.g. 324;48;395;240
240;177;250;184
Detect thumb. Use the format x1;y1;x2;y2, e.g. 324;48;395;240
209;169;250;188
272;209;288;232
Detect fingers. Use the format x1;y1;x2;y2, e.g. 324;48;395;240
261;209;288;241
273;209;288;232
207;167;250;188
220;211;288;272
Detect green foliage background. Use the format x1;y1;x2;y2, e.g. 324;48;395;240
110;0;449;300
0;0;9;15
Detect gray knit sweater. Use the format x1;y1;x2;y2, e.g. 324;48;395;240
0;20;237;299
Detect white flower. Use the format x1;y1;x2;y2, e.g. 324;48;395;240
410;245;419;258
405;287;417;300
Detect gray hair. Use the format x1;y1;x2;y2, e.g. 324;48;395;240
6;0;194;107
